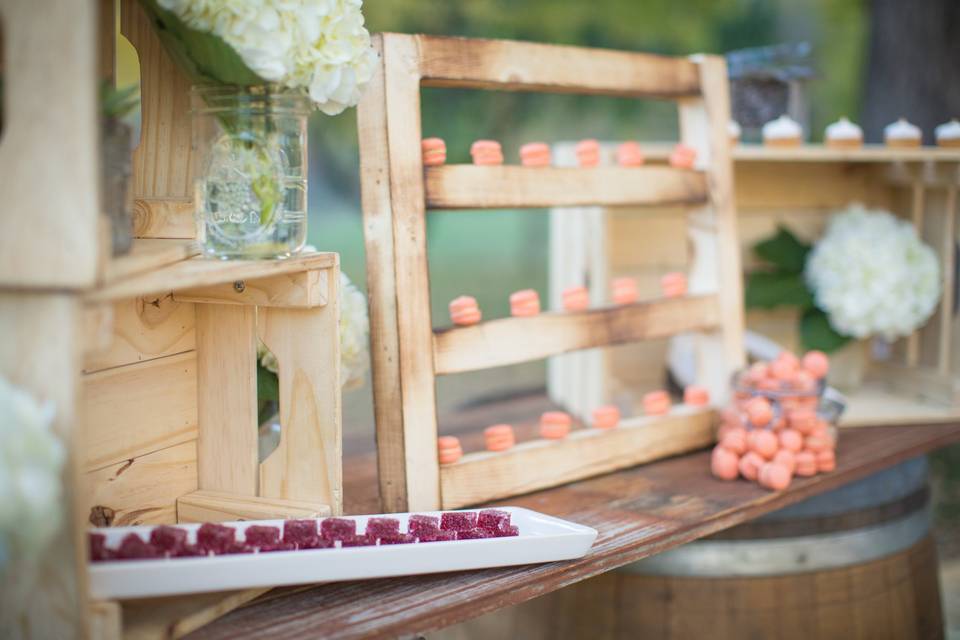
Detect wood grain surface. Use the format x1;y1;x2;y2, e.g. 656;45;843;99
185;422;960;640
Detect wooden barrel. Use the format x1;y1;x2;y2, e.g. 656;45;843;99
435;458;943;640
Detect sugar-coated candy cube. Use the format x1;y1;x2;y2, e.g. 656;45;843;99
173;544;206;558
477;509;511;532
365;517;401;538
244;525;280;546
408;514;440;536
283;519;318;546
89;532;110;562
418;529;457;543
150;525;187;553
258;541;297;553
197;523;236;553
223;542;255;555
441;511;478;531
117;533;161;560
498;525;520;537
339;534;375;547
379;533;416;545
298;535;329;550
320;517;357;540
457;528;494;540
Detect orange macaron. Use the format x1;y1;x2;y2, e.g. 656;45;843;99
720;427;748;455
540;411;572;439
438;436;463;464
611;277;638;305
484;424;516;452
643;390;671;416
562;285;590;312
711;445;740;481
669;143;697;169
449;295;482;326
684;385;710;406
471;139;504;166
802;350;830;379
519;142;551;167
510;289;541;317
591;405;621;430
759;462;792;491
616;141;645;167
660;271;688;298
421;137;447;166
576;139;601;167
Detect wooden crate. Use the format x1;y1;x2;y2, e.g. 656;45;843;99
549;143;960;427
0;2;342;637
358;35;745;512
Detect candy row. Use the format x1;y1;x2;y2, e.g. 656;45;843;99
440;386;710;463
89;510;518;562
421;138;698;169
448;273;688;327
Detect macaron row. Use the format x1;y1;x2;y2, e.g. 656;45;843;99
421;138;698;169
448;273;688;327
437;385;710;463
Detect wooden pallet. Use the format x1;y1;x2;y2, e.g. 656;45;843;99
358;34;745;512
0;2;343;637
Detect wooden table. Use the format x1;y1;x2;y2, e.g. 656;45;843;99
188;423;960;639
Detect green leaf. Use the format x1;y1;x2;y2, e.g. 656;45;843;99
799;308;851;353
257;362;280;404
744;270;814;309
753;226;811;273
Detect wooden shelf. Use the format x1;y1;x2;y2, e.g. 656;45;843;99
639;142;960;164
101;238;200;284
87;251;338;303
177;422;960;640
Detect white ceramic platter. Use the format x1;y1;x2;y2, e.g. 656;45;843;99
88;507;598;599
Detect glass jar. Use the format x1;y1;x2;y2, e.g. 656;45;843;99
191;86;309;259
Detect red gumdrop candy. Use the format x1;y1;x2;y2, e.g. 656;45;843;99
457;528;495;540
499;524;520;537
320;517;356;540
243;525;280;547
116;533;162;560
339;535;374;547
150;525;187;553
365;517;401;538
89;532;111;562
173;544;206;558
258;541;297;553
379;533;416;545
477;509;511;533
408;514;440;536
282;520;318;546
197;523;236;553
441;511;478;531
418;529;458;543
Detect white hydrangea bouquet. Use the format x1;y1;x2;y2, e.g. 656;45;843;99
746;204;941;352
141;0;378;258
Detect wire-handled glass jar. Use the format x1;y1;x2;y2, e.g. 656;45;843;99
191;86;309;260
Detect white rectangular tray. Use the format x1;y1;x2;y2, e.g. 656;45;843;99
88;507;597;599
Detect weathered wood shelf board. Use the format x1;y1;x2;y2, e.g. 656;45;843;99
182;423;960;640
732;144;960;163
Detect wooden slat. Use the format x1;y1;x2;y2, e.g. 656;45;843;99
193;423;960;640
358;34;441;512
415;34;701;97
84;440;198;526
82;294;196;373
134;197;195;239
102;238;200;283
257;298;342;510
174;269;328;308
82;303;115;357
123;589;270;640
907;174;926;366
425;165;708;210
733;144;960;163
81;351;198;472
867;362;960;406
176;491;331;523
196;305;258;497
938;185;957;374
87;252;337;302
88;600;122;640
439;408;714;509
434;295;721;375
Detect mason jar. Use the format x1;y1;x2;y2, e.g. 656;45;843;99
191;86;309;259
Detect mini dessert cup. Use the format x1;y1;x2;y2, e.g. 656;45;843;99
884;118;922;148
762;114;803;147
935;119;960;148
824;117;863;149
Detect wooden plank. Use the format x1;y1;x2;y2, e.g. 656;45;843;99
0;293;87;637
416;34;701;97
82;294;196;373
733;144;960;163
83;302;115;357
123;589;270;640
87;252;337;302
425;165;708;210
102;238;200;283
81;351;198;472
0;0;100;288
938;185;957;374
866;362;960;406
195;305;258;497
907;176;926;366
439;408;715;509
257;295;342;511
358;34;441;512
134;197;196;239
83;440;198;526
434;295;721;375
176;491;331;523
174;269;329;308
191;423;960;640
88;600;123;640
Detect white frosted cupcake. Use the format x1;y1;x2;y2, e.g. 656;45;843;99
728;120;741;146
884;118;922;147
935;119;960;148
762;115;803;147
824;116;863;149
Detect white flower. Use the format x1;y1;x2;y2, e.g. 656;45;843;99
0;377;64;568
805;205;941;340
162;0;378;114
258;268;369;391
